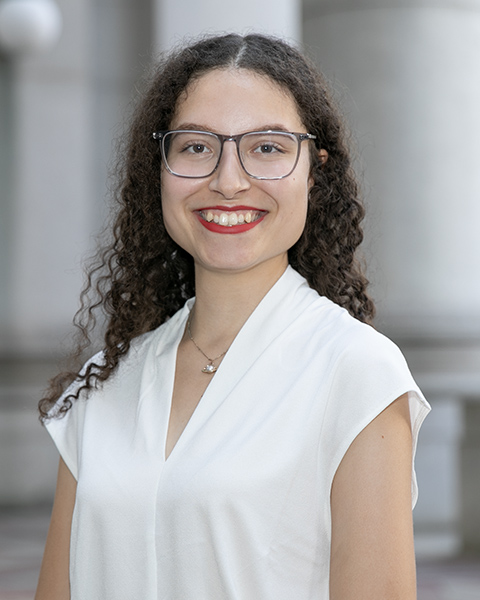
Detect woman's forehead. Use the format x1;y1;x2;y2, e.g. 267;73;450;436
170;68;304;133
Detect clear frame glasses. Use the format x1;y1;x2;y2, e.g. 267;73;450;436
152;129;317;180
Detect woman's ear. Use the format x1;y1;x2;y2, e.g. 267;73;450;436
309;149;329;189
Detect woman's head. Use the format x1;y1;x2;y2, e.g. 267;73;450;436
120;34;371;300
120;33;372;316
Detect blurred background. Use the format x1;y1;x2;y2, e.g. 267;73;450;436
0;0;479;597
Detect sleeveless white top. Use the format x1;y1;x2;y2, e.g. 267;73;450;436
46;266;430;599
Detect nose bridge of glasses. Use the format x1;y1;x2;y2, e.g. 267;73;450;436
216;134;246;172
219;134;242;152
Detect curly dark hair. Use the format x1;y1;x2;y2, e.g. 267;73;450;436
39;32;375;422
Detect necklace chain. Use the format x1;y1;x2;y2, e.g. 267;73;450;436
187;311;229;374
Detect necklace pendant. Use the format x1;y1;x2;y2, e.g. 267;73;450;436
202;363;217;374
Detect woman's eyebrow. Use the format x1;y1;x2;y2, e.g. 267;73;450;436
171;123;293;134
172;123;213;132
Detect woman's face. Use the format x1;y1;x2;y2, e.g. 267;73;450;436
161;68;314;279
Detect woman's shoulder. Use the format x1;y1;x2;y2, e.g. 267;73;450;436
319;307;425;424
304;290;402;363
331;314;407;376
281;268;405;371
49;302;191;416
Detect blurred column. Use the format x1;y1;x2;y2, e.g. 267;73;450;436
0;0;95;504
0;57;13;343
0;0;152;505
303;0;480;557
153;0;301;52
2;0;93;355
304;0;480;335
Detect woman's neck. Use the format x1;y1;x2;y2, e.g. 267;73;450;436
188;259;288;354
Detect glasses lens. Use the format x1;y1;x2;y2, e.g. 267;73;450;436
162;131;221;177
239;132;299;179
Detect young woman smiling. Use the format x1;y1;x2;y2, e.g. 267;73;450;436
36;34;430;600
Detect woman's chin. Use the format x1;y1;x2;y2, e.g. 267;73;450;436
193;252;289;279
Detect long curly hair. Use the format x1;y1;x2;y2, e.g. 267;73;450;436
39;33;375;421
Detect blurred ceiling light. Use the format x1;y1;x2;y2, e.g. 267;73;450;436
0;0;62;55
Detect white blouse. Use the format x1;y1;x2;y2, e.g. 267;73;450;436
46;266;430;599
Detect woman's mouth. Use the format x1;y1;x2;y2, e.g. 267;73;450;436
195;207;267;234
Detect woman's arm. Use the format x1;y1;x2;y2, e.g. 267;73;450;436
330;394;417;600
35;457;77;600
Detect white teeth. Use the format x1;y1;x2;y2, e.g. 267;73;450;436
201;210;261;227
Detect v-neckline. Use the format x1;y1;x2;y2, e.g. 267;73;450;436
157;267;308;464
164;345;216;462
161;300;223;463
162;302;193;463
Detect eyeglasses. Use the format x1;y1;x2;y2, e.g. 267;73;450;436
152;129;316;180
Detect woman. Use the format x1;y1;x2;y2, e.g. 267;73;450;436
36;33;430;599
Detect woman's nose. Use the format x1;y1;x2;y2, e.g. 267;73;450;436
208;141;251;199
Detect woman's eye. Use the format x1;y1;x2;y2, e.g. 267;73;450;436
252;142;286;155
184;143;210;154
254;143;277;154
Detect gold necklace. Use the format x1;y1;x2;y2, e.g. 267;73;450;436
187;313;229;374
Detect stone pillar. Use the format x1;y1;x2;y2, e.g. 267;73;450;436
303;0;480;336
0;0;152;504
2;0;93;356
0;57;14;338
461;401;480;553
303;0;480;557
154;0;301;52
0;0;95;504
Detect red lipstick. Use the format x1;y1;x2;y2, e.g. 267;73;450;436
194;206;267;235
199;205;259;211
197;216;265;234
